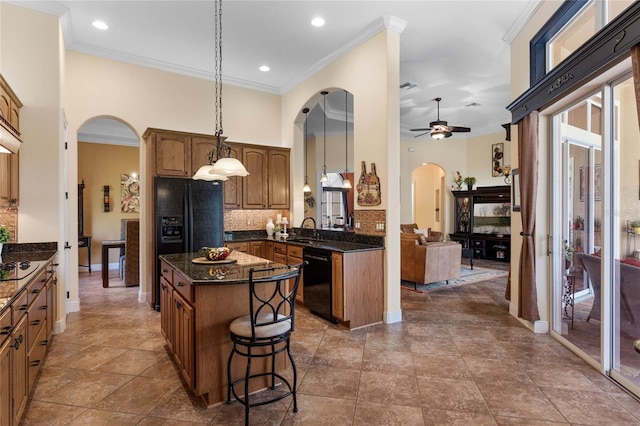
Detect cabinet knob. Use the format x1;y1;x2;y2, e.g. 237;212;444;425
176;282;184;287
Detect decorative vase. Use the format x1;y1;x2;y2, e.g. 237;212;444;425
466;183;473;191
266;219;275;237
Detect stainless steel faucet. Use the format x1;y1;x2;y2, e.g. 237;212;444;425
301;217;316;230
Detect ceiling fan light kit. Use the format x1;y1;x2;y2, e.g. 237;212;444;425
410;97;471;140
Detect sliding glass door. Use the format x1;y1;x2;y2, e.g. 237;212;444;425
551;73;640;397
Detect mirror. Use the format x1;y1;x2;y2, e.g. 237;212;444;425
303;90;354;230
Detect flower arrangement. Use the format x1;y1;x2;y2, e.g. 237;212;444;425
452;171;463;190
573;216;584;230
0;225;9;244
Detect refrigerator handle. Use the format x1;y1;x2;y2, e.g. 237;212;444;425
186;181;194;253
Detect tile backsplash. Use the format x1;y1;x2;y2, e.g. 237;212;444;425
353;209;386;236
0;208;17;242
224;209;290;231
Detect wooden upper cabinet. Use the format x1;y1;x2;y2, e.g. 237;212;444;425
242;146;268;209
0;152;19;207
223;143;242;209
191;136;218;173
268;148;290;209
155;132;192;177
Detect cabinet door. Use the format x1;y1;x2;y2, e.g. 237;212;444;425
242;147;268;209
191;137;217;173
155;132;191;177
248;241;264;258
0;152;17;208
0;337;10;426
332;253;345;320
268;149;290;209
11;315;28;426
288;255;304;303
173;292;194;388
264;241;274;261
160;278;173;352
223;143;243;209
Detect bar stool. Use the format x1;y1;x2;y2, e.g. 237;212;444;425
226;262;305;425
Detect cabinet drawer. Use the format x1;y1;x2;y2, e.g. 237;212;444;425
27;290;47;351
226;242;248;253
287;245;303;259
27;269;47;306
13;291;28;323
473;248;485;257
27;321;48;391
160;261;173;283
273;253;287;265
273;243;287;255
172;272;194;304
0;308;11;344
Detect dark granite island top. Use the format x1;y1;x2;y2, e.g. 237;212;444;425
159;250;289;285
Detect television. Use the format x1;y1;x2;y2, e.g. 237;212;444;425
473;202;511;235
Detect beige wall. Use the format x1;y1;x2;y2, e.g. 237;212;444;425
78;142;140;267
0;4;67;329
65;51;283;307
282;26;403;322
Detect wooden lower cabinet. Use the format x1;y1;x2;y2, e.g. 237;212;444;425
11;315;27;426
159;278;173;352
0;260;56;426
331;253;344;320
287;245;303;303
159;260;287;407
173;291;194;389
331;250;384;329
248;241;264;258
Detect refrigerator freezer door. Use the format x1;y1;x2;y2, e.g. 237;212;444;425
187;180;224;251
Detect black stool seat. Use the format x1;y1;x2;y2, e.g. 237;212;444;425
227;263;305;425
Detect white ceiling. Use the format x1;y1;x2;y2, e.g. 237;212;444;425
11;0;541;145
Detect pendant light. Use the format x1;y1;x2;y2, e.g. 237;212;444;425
193;0;249;181
320;91;329;184
302;107;311;193
342;90;352;189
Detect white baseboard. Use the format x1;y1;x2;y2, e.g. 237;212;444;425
67;299;80;313
384;309;403;324
534;320;549;334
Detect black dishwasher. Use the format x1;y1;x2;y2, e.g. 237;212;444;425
303;247;337;323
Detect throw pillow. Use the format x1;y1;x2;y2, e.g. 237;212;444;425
417;234;427;245
401;223;418;233
413;228;428;237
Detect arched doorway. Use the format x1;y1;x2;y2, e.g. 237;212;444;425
75;117;140;302
411;163;445;233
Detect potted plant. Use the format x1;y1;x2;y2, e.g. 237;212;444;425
631;221;640;234
0;225;9;254
463;176;476;191
574;216;584;230
563;240;574;269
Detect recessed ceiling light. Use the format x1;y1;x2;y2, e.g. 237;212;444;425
259;65;270;72
92;20;109;30
311;17;325;27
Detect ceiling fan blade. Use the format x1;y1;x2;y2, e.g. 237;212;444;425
413;131;430;138
410;127;432;132
449;126;471;133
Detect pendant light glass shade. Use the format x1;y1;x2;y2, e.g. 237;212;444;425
209;157;249;177
193;164;229;181
342;177;352;189
303;180;311;193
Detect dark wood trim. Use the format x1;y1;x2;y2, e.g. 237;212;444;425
508;1;640;124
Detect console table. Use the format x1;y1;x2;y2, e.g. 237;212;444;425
102;239;125;288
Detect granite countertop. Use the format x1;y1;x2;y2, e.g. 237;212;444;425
227;234;384;253
0;249;58;312
160;251;292;285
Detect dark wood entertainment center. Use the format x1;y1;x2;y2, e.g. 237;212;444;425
449;186;511;262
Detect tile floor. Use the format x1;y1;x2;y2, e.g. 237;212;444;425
19;264;640;425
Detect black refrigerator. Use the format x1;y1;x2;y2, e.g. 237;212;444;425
154;176;224;310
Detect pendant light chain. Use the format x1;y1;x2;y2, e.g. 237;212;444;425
321;91;328;182
214;0;223;137
344;90;348;172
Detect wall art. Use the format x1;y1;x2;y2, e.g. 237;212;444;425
356;161;381;206
121;173;140;213
492;142;504;176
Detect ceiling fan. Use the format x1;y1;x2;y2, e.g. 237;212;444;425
410;97;471;139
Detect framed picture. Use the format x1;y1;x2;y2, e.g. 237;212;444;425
492;142;504;177
512;168;521;212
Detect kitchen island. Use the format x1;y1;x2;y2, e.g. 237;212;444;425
158;250;292;407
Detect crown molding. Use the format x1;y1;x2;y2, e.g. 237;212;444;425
502;0;542;44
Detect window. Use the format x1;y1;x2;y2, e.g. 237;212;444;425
320;173;349;228
530;0;634;84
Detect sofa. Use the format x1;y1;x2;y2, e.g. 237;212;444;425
400;231;462;289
